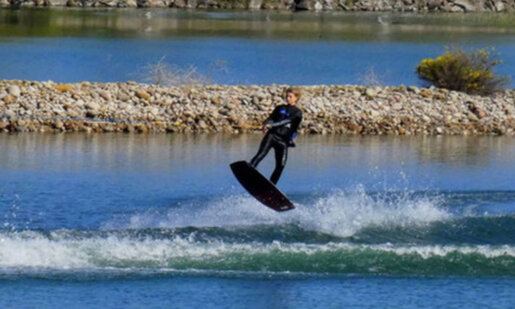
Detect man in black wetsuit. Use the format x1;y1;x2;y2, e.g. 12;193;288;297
250;87;303;185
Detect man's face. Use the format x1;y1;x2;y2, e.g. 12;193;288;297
286;92;298;105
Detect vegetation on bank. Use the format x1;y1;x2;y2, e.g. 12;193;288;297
416;48;510;96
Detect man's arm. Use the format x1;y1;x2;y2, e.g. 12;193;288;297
266;118;293;128
262;106;280;128
263;106;299;129
289;108;302;134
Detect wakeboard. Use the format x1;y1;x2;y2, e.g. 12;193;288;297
230;160;295;212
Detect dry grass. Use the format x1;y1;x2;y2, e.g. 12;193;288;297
358;66;385;87
142;57;228;87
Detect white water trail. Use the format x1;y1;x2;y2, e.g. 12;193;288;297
117;186;450;238
0;231;513;270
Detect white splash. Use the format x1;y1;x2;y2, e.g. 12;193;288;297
120;186;449;238
0;231;513;270
294;186;450;237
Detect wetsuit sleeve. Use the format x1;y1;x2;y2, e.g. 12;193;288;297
268;118;293;128
264;106;299;128
289;108;303;137
263;106;281;126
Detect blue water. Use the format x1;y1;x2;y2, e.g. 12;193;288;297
0;9;514;86
1;37;514;86
0;134;514;307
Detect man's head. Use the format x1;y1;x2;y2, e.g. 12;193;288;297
285;87;301;105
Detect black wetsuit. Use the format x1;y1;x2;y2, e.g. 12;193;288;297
250;104;302;184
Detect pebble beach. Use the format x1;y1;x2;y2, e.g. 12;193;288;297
1;80;514;135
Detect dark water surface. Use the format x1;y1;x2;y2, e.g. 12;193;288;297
0;9;514;85
0;134;514;307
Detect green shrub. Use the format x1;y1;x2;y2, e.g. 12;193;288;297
416;48;509;96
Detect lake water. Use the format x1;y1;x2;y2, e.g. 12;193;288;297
1;8;515;308
0;8;514;86
0;134;514;308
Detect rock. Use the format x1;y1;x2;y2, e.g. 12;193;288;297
136;90;151;100
173;0;186;7
99;90;111;101
125;0;138;7
426;0;443;10
2;95;11;104
365;88;377;98
450;3;465;12
407;86;420;94
392;103;403;110
149;107;159;115
186;0;197;8
369;110;380;118
4;109;16;117
86;102;101;110
0;119;9;129
495;1;504;12
54;83;74;92
249;0;262;9
117;92;131;101
54;120;64;129
420;89;432;98
136;0;150;7
453;0;477;12
7;86;21;97
136;124;148;133
466;102;487;119
85;110;99;118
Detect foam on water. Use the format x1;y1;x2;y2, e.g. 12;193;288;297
0;231;514;276
294;187;449;237
121;186;450;238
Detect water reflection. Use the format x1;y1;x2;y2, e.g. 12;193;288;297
1;133;514;192
1;133;514;171
1;9;514;42
414;136;515;166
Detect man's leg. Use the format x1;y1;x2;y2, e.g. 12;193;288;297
250;133;273;168
270;141;288;185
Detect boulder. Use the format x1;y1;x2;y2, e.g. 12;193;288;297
136;90;151;100
0;119;9;129
495;0;504;11
248;0;261;9
452;0;477;12
314;0;322;10
99;90;111;101
186;0;197;8
7;85;21;97
86;102;101;110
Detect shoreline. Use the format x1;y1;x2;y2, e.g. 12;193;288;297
0;80;514;135
1;0;514;12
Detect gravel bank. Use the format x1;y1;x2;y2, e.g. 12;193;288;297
1;80;514;135
2;0;514;12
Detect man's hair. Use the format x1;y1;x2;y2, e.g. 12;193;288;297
285;87;302;100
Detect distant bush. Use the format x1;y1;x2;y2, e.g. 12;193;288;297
416;48;509;96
